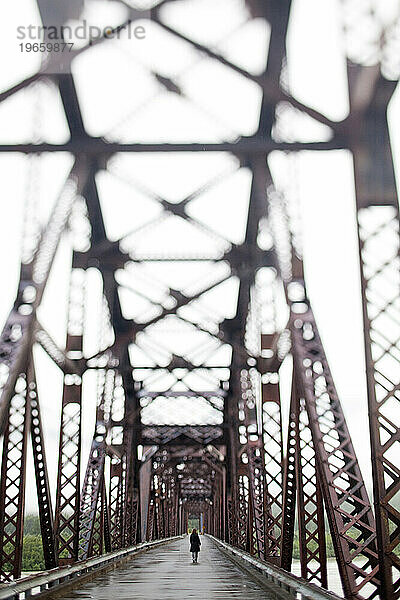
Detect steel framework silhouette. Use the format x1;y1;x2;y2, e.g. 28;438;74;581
0;1;399;599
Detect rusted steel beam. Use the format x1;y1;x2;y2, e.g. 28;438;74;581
28;361;57;570
349;67;400;600
78;369;115;560
261;335;284;557
290;297;380;599
0;139;345;154
0;373;30;582
54;263;85;565
281;373;328;587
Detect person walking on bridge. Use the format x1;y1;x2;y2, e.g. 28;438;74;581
190;528;201;563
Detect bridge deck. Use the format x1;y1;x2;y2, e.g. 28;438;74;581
57;536;274;599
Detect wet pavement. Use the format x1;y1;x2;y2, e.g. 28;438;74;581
58;535;275;599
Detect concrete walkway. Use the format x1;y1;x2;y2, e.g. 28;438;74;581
59;536;275;599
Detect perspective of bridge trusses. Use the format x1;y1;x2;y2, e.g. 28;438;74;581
0;1;399;599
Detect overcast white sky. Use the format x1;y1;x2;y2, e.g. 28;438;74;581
0;0;399;515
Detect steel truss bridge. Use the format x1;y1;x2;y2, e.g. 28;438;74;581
0;1;399;599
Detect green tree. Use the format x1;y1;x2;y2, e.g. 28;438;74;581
22;535;45;571
24;515;41;536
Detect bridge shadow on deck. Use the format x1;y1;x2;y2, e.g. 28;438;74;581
57;536;274;600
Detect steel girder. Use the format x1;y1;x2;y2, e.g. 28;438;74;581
274;216;381;599
28;364;57;569
0;374;30;581
281;376;328;588
349;67;400;600
290;302;380;599
54;262;85;564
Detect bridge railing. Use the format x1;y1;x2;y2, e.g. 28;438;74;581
0;536;184;600
209;535;344;600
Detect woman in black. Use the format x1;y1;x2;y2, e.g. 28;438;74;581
189;528;201;563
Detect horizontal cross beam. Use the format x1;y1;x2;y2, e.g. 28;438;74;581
0;139;345;154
